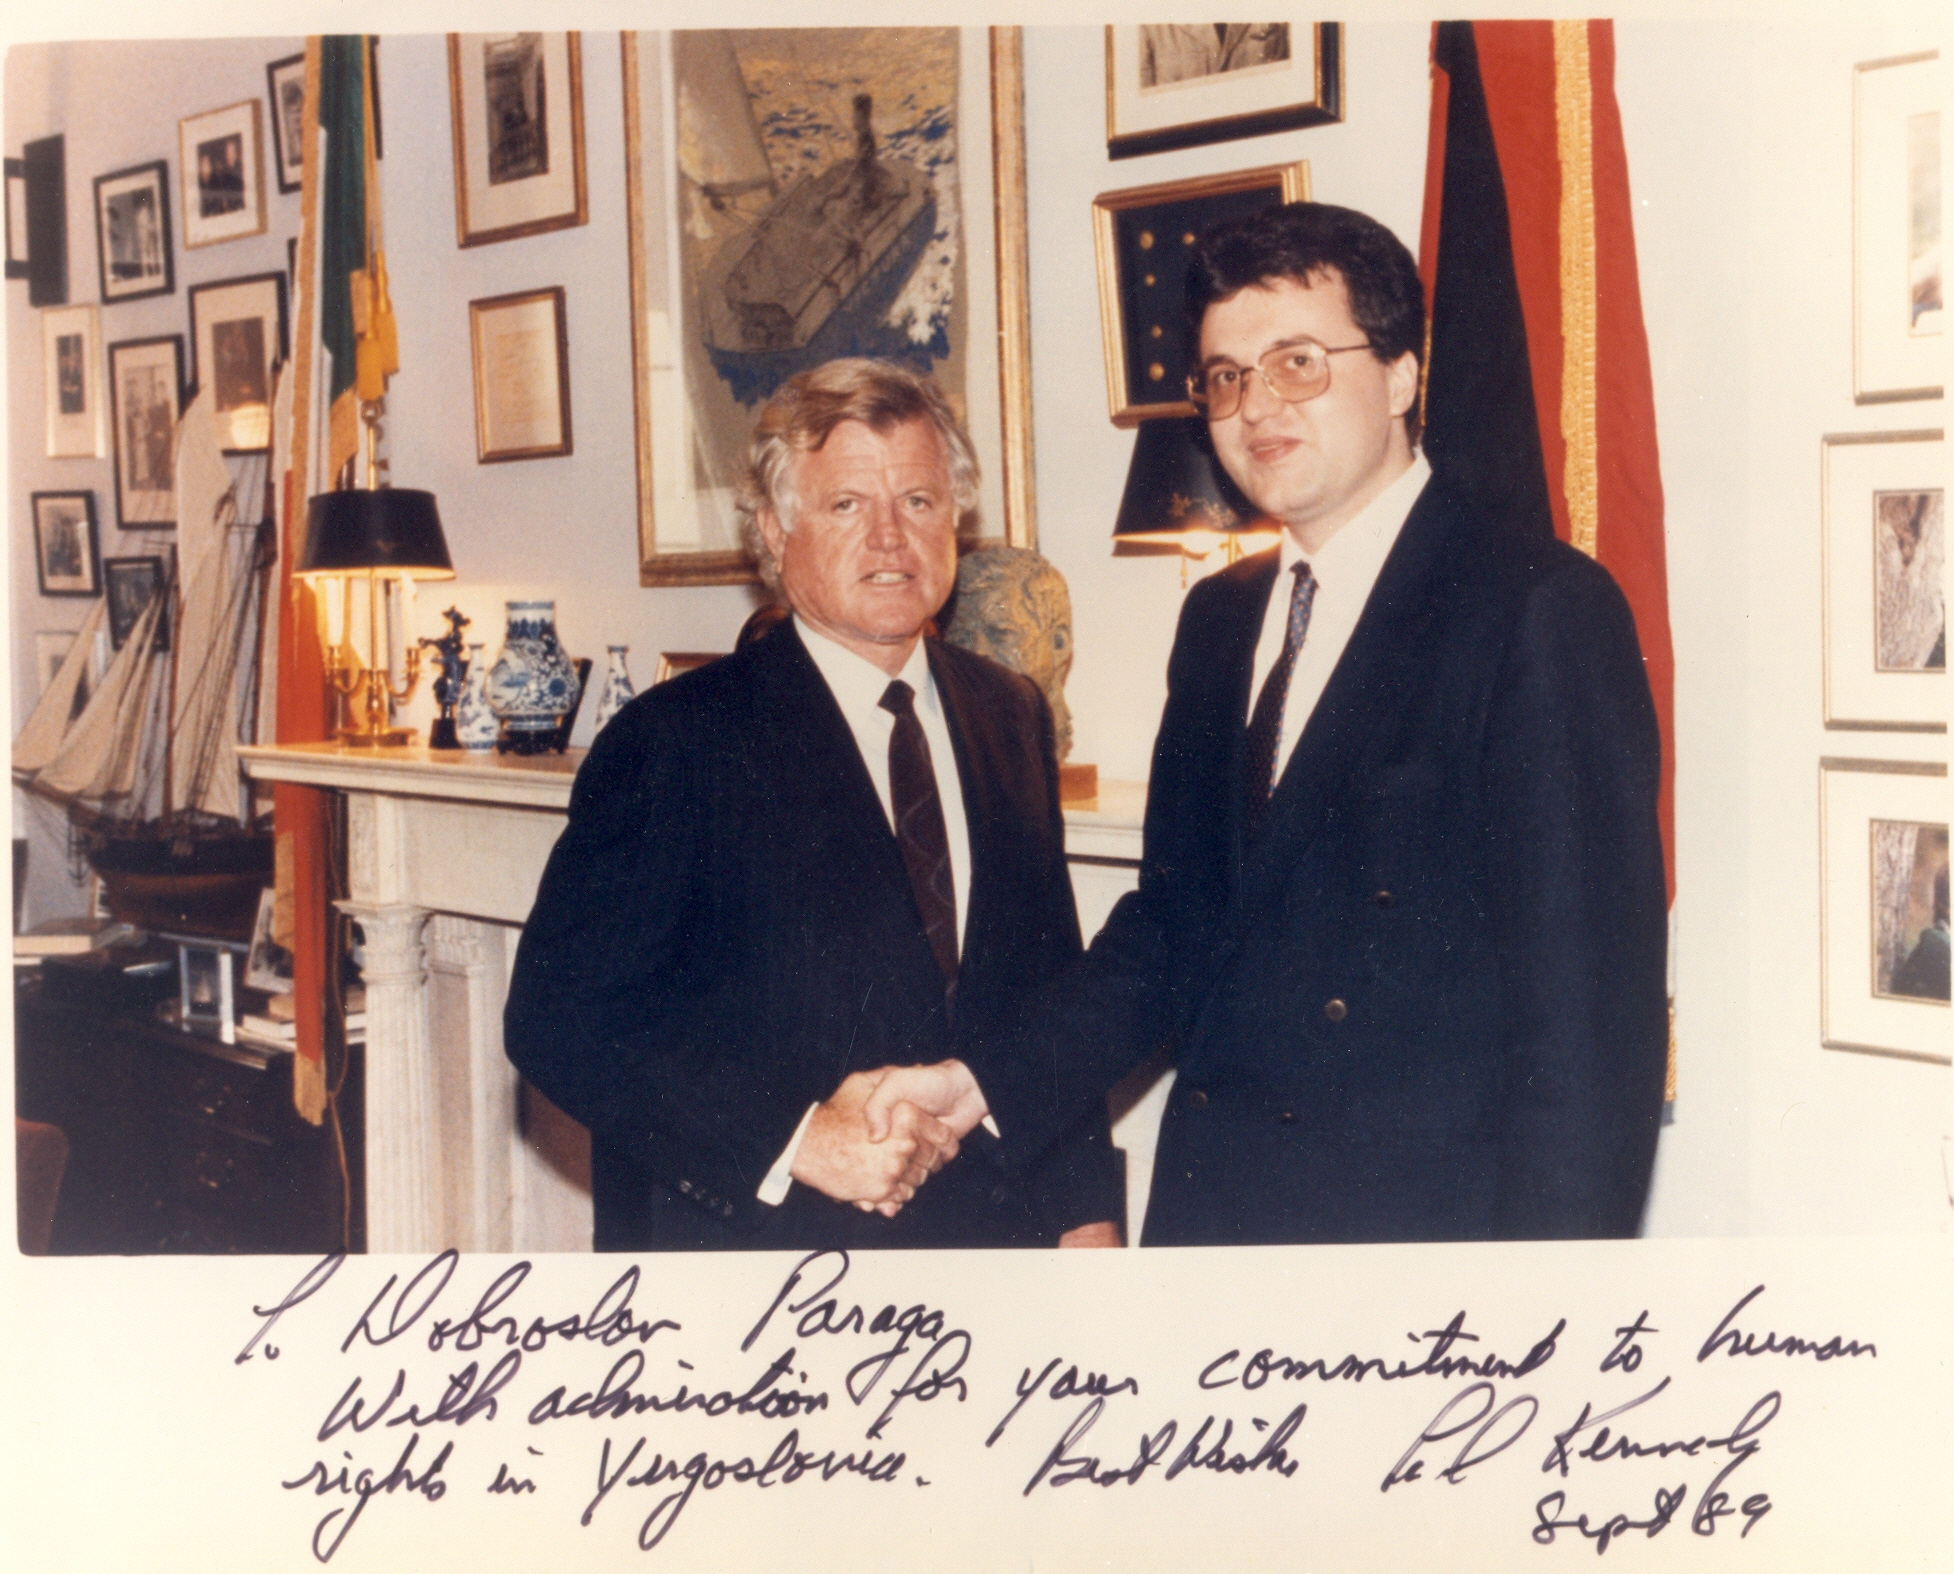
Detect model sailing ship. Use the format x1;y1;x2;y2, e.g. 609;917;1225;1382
14;386;278;938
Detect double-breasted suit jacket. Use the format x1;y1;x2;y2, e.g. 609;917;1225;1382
504;621;1120;1250
968;469;1669;1245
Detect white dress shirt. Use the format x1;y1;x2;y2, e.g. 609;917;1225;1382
759;621;973;1203
1248;453;1432;783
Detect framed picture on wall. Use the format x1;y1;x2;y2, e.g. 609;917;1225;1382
41;304;105;459
1820;759;1950;1062
448;32;587;247
103;555;170;652
189;272;289;452
621;27;1038;586
1092;161;1312;426
266;53;307;195
92;160;173;302
469;285;572;462
1821;429;1944;731
108;335;184;529
1105;23;1343;160
1853;51;1941;403
179;99;268;248
31;491;101;597
5;156;27;278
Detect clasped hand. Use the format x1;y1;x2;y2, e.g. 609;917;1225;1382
790;1061;990;1217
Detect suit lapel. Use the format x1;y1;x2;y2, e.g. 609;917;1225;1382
757;624;927;953
1233;478;1453;925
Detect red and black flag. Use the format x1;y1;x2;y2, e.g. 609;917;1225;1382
1419;19;1677;1089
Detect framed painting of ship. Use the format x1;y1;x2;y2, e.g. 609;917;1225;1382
622;27;1038;585
448;32;588;248
108;334;184;529
1105;24;1343;160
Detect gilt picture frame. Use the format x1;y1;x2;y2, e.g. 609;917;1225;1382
621;27;1037;587
1105;23;1343;160
1092;161;1311;426
448;32;588;248
469;285;573;463
178;99;267;249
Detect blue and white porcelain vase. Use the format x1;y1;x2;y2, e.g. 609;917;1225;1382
454;643;499;750
485;601;581;748
592;645;635;733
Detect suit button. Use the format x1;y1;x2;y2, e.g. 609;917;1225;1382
1374;889;1395;908
991;1185;1010;1205
1186;1088;1209;1109
1324;998;1348;1022
1276;1110;1297;1125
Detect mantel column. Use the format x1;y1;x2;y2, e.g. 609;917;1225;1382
340;897;441;1251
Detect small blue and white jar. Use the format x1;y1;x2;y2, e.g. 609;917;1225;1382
454;643;499;750
593;645;635;734
485;601;581;745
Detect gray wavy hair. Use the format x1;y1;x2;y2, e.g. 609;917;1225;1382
735;358;981;591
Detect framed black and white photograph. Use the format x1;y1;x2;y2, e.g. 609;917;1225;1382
41;303;104;459
188;272;288;452
108;335;184;529
31;491;101;597
1106;23;1342;159
179;99;267;248
1092;161;1311;425
448;32;587;247
266;53;306;195
92;159;173;302
1854;51;1941;403
1821;429;1944;730
103;555;169;652
469;285;572;462
1821;759;1950;1063
244;886;295;994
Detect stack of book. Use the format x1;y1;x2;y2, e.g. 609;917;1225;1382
235;987;367;1050
13;917;141;961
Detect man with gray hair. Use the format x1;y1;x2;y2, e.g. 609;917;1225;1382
506;358;1121;1250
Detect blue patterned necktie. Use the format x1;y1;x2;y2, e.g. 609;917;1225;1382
879;680;958;991
1242;560;1318;832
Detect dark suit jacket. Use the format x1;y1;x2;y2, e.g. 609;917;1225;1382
968;469;1668;1245
504;621;1121;1250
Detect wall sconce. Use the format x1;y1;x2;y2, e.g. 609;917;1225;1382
1111;416;1280;584
297;488;455;746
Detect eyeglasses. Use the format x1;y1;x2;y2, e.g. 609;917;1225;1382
1187;339;1374;420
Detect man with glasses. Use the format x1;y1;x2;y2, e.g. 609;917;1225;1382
868;201;1668;1246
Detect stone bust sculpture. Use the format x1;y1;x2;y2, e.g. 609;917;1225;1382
940;545;1076;761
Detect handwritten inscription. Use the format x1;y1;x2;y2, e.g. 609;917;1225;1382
237;1260;1876;1561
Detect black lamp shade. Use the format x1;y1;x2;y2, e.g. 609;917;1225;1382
1111;417;1254;541
299;488;454;579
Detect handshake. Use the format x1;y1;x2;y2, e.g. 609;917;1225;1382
788;1060;990;1217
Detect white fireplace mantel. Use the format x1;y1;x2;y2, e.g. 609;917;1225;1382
239;742;1153;1253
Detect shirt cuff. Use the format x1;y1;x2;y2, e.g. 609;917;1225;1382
757;1103;820;1206
982;1114;1001;1139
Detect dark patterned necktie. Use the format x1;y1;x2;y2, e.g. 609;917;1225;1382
1242;560;1319;832
879;680;959;989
